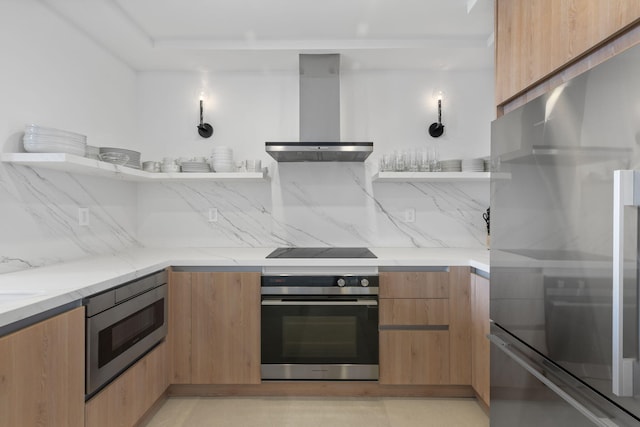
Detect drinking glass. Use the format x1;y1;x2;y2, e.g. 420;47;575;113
428;145;441;172
394;150;406;171
380;154;394;172
418;149;430;171
408;149;419;172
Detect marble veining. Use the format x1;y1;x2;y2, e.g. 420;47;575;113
1;159;488;274
0;164;140;273
0;247;490;330
137;163;489;249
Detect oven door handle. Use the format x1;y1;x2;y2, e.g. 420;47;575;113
261;299;378;306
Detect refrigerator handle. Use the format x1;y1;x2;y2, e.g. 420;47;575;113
489;334;618;427
612;170;640;397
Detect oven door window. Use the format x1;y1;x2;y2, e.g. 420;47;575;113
261;301;378;364
98;298;164;368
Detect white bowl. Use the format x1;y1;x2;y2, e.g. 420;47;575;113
99;152;130;165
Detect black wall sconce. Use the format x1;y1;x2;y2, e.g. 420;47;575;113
428;91;445;138
197;92;213;138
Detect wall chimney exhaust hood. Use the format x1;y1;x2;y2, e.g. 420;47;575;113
265;54;373;162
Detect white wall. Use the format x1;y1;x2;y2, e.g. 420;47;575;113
135;69;493;248
135;68;492;164
0;0;140;273
0;1;494;273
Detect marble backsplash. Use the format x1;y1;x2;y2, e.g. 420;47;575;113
0;163;140;274
137;162;489;249
0;162;489;274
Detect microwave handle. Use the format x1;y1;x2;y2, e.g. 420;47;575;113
612;170;639;397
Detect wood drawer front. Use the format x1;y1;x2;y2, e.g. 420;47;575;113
379;330;450;385
379;299;449;326
85;341;168;427
380;271;449;299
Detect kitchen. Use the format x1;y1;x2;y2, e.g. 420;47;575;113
1;1;639;427
0;0;493;424
0;1;493;264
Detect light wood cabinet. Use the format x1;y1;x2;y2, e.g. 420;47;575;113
380;330;450;385
191;272;261;384
378;267;471;386
0;307;84;427
495;0;640;106
168;269;193;383
471;272;490;408
168;270;261;385
85;341;168;427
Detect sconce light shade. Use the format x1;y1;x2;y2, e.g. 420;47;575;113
198;92;214;138
428;98;444;138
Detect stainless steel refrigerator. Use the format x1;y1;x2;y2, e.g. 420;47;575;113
490;42;640;426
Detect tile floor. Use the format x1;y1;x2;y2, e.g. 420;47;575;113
142;397;489;427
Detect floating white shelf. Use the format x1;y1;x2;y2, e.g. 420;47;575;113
372;171;491;182
0;153;269;182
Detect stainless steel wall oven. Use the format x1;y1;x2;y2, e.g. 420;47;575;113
85;270;167;397
261;267;379;380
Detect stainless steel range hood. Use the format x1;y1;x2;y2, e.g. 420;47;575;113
265;54;373;162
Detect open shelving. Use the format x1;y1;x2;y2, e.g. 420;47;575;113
1;153;269;182
2;153;501;183
372;171;490;182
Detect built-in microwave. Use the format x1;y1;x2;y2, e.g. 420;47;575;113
84;270;167;397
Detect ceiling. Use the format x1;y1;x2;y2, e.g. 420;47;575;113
40;0;494;72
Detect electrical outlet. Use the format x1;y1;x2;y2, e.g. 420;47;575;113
78;207;90;226
404;208;415;223
208;208;218;222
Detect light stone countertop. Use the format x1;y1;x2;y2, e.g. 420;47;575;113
0;247;490;332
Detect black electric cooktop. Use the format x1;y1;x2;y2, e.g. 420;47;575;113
266;247;377;259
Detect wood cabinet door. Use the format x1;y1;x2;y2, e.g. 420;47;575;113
168;269;193;383
448;266;471;385
379;267;470;386
191;271;261;384
85;341;168;427
379;330;450;385
0;307;84;427
471;273;490;407
495;0;640;106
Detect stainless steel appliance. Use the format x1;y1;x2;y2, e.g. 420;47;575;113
490;43;640;425
85;270;167;397
261;247;379;380
265;54;373;162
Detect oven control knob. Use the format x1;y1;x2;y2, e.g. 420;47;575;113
337;278;346;287
360;278;370;287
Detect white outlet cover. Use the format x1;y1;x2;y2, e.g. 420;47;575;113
208;208;218;222
404;208;415;223
78;207;90;226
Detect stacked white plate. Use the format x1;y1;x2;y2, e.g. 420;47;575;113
210;146;234;172
99;147;141;169
461;158;485;172
440;159;462;172
181;161;211;173
23;124;87;156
